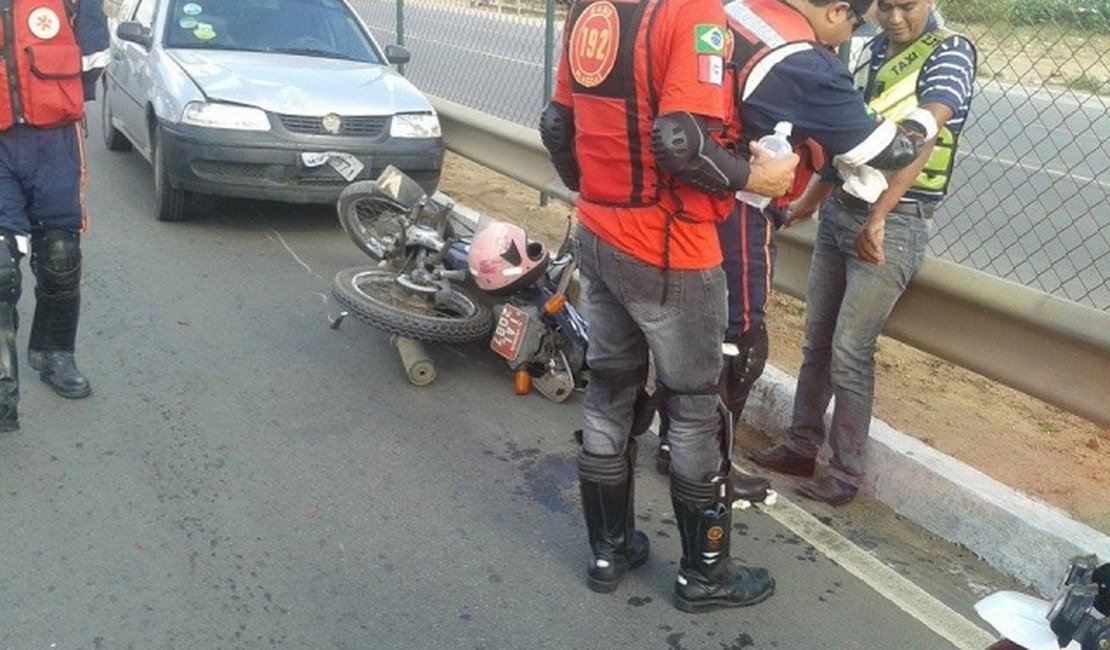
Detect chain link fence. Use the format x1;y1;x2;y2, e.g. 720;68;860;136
936;1;1108;310
353;0;1109;310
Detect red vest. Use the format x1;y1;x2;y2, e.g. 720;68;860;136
0;0;85;130
563;0;667;208
726;0;827;206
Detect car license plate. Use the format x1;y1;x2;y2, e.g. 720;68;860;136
490;304;530;361
299;151;365;182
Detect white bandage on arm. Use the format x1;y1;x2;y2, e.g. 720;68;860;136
903;107;939;141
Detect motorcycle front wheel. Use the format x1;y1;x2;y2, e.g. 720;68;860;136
332;266;493;343
337;182;410;262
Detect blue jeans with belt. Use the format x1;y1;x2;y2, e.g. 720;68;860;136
574;224;728;482
785;194;931;486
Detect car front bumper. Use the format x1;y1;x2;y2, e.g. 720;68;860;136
159;122;445;203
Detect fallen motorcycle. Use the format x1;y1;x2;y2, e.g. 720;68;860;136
975;554;1109;650
329;166;588;402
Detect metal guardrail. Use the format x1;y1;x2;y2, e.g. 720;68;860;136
431;96;1110;427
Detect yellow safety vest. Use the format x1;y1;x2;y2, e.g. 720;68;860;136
854;30;961;197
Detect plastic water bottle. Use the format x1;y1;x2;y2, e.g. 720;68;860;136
736;121;794;210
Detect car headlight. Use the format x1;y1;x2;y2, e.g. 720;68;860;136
390;113;440;138
181;102;271;131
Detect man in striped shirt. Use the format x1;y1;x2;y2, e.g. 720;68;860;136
750;0;977;506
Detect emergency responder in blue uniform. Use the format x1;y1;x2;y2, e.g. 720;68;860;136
0;0;109;431
656;0;937;473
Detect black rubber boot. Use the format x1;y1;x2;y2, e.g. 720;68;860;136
0;303;19;432
670;470;775;613
578;439;649;593
28;231;90;399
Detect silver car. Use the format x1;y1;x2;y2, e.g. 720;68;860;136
102;0;444;222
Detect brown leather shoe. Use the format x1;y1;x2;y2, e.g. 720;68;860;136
748;444;816;477
797;476;858;506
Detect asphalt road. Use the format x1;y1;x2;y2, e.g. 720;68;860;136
352;0;1110;309
0;104;1020;648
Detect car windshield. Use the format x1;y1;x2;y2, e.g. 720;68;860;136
164;0;382;64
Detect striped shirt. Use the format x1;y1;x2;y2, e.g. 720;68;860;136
864;18;977;202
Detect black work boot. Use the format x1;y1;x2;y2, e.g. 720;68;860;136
731;474;773;508
670;470;775;613
0;303;19;431
28;231;91;399
578;439;650;593
36;351;91;399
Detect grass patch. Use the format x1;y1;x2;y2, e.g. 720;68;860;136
940;0;1110;30
1067;74;1107;93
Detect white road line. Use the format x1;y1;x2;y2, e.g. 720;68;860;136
734;462;998;650
404;33;545;68
267;228;322;279
958;151;1109;189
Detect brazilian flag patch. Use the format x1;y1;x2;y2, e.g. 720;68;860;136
695;24;725;54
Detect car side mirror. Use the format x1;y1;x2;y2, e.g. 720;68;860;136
385;44;411;65
116;21;152;49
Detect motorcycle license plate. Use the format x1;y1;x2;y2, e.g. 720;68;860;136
490;304;530;361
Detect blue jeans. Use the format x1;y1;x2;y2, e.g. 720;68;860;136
574;224;728;482
786;196;930;486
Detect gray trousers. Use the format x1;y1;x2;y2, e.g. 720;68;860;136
574;224;727;482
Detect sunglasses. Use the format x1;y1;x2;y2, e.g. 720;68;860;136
845;4;868;30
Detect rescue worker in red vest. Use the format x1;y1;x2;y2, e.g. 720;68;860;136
752;0;977;506
540;0;798;612
0;0;109;431
655;0;937;473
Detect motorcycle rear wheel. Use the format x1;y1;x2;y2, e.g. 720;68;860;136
332;266;493;343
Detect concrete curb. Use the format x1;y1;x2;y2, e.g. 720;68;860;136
746;364;1110;596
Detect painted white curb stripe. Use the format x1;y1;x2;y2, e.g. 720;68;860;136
737;461;998;650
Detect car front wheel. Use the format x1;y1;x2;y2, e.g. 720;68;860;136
152;127;192;222
101;79;131;152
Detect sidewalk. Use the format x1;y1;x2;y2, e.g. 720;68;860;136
745;364;1110;596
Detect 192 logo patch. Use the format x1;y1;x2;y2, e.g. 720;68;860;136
570;2;621;88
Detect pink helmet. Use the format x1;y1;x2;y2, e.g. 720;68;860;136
467;222;549;294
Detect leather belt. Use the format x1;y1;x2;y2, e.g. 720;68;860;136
832;188;935;219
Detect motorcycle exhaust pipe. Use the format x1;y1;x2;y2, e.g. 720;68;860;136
392;336;436;386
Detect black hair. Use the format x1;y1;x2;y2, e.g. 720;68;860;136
806;0;875;16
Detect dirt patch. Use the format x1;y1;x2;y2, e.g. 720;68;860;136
437;151;1110;534
955;21;1110;94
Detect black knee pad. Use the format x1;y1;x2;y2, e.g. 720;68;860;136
723;323;768;406
669;467;721;506
31;230;81;295
631;386;667;438
577;448;628;484
0;231;23;305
